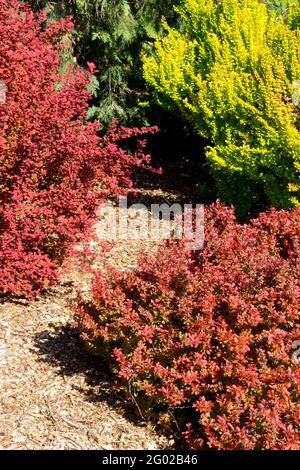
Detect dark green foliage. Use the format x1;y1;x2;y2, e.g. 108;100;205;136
26;0;179;126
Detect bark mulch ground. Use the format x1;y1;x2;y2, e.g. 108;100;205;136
0;178;192;450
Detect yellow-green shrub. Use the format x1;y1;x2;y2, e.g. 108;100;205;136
143;0;300;214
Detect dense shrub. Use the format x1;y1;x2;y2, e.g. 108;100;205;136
143;0;300;215
77;202;300;449
0;0;156;297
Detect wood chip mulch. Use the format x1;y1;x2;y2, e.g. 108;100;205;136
0;187;184;450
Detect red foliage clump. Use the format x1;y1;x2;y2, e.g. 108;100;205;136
77;202;300;449
0;0;156;297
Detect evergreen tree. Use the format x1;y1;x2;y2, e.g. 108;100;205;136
25;0;179;126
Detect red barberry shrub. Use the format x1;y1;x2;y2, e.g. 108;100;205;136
77;202;300;449
0;0;156;297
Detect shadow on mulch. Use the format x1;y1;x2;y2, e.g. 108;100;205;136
0;293;30;306
33;325;181;447
124;112;216;209
33;325;132;412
